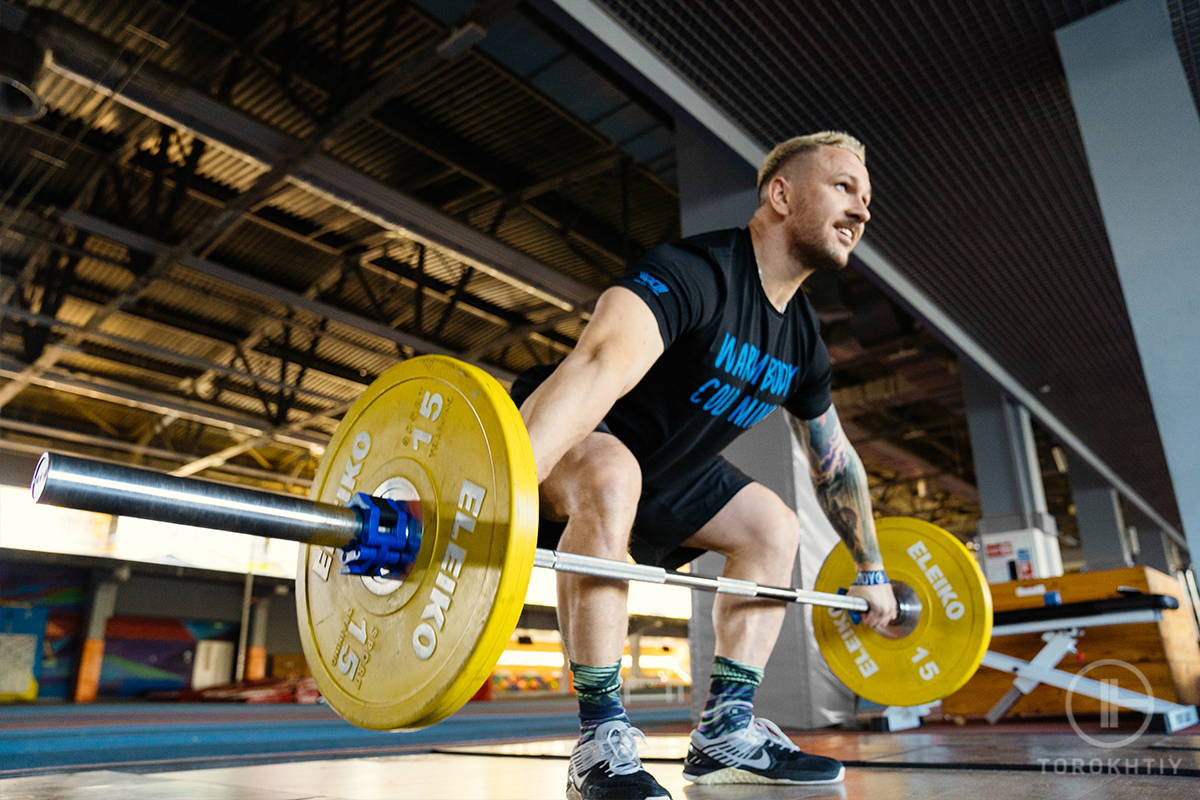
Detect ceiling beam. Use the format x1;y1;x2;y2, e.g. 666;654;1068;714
364;99;634;268
461;309;583;361
58;211;515;382
30;5;596;311
171;398;356;478
1;302;351;404
5;205;573;360
0;418;311;489
0;354;327;450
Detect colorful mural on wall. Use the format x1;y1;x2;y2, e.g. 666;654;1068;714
0;563;87;700
1;563;238;699
99;617;237;697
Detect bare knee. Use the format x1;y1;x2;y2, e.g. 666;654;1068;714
541;434;641;553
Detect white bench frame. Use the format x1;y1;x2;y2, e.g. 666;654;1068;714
980;608;1199;733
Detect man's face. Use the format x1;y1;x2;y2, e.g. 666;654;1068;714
778;146;872;272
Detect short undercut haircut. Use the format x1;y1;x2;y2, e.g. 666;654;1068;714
756;131;866;203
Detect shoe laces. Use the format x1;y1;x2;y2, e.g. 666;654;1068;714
749;716;800;752
599;723;647;776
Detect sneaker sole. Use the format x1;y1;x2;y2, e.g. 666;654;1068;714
566;777;672;799
682;763;846;785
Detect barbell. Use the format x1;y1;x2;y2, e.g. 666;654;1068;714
30;355;992;730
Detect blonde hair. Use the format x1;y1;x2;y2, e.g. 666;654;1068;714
757;131;866;203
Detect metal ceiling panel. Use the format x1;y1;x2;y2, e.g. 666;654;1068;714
31;72;135;134
529;53;630;122
324;119;454;189
478;11;569;76
228;70;321;142
193;142;271;194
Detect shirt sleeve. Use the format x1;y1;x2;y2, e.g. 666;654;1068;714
610;244;722;348
785;337;833;420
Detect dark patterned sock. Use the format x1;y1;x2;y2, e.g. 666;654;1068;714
696;655;763;737
572;660;629;743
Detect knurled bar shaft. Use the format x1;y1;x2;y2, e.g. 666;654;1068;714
532;549;869;613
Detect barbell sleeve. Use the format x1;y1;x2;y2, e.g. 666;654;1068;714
32;452;870;614
31;452;360;549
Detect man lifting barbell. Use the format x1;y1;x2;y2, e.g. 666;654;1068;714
30;131;991;799
511;132;892;798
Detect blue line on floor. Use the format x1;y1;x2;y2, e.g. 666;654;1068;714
0;705;691;771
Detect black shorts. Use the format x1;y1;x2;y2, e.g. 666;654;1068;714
511;368;754;570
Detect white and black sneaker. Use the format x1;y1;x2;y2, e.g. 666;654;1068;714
683;714;845;785
566;719;672;800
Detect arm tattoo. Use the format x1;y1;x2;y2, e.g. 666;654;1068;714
799;406;882;566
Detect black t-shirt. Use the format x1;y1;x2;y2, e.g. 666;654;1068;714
524;227;832;491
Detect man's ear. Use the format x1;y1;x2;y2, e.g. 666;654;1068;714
767;175;791;216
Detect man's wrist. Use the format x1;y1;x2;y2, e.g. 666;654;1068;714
852;568;889;586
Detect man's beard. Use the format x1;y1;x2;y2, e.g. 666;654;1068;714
788;222;848;273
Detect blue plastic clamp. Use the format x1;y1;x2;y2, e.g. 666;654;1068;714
339;493;422;579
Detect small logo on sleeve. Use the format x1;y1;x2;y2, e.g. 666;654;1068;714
634;272;669;295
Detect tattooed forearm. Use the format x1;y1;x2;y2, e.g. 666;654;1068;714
813;449;880;564
801;407;882;566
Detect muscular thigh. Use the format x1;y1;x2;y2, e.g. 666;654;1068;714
680;481;801;565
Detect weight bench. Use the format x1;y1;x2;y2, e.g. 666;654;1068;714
875;592;1200;733
980;592;1199;733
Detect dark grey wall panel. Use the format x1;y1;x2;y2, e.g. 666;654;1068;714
113;575;245;622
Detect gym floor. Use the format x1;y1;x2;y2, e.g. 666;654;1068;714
2;700;1197;799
